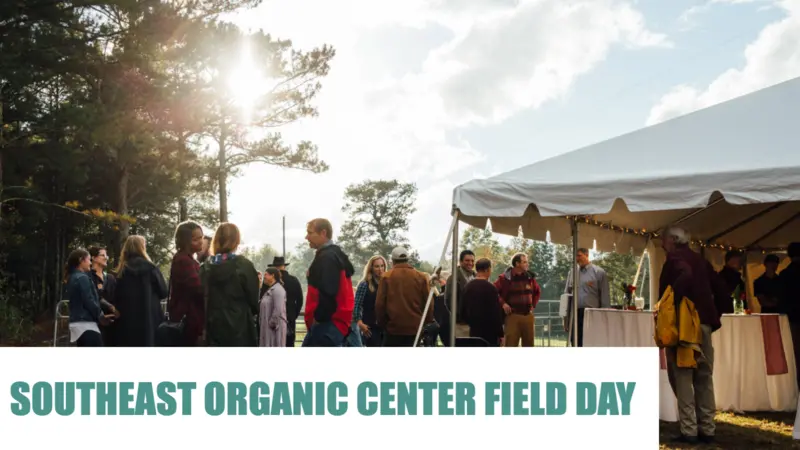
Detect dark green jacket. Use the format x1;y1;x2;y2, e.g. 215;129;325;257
200;255;259;347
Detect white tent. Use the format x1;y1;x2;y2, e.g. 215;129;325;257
445;76;800;345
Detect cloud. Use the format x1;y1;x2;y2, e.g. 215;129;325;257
361;0;670;129
224;0;670;261
677;4;713;29
428;1;670;127
679;0;775;31
649;0;800;125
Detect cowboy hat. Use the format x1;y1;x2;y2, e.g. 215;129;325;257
268;256;289;267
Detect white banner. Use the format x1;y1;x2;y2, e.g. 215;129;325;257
0;348;659;448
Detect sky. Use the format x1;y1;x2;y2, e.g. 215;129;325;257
222;0;800;263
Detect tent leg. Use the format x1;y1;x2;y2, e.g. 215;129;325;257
571;219;579;348
413;214;457;347
450;213;459;348
632;238;650;289
439;213;458;267
742;252;750;309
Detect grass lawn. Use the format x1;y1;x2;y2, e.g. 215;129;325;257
660;412;799;449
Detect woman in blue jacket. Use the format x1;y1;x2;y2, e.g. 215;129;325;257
65;248;112;346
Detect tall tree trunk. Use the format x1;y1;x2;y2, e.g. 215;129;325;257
118;164;130;242
51;216;61;308
217;130;227;223
177;135;189;222
0;148;4;226
0;96;4;227
178;197;188;222
42;237;49;305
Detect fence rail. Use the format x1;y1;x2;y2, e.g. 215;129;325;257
53;299;569;347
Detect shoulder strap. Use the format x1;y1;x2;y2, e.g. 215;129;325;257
202;266;209;344
165;263;174;320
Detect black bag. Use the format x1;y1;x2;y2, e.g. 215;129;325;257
155;266;187;347
418;321;441;347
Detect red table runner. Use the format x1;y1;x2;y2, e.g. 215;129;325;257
658;315;788;375
760;315;788;376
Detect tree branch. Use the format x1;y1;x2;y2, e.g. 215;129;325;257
0;197;94;218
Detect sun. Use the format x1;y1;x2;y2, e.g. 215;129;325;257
225;42;268;119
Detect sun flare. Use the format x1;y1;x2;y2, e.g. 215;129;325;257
225;42;268;119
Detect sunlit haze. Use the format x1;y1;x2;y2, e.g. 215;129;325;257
226;40;267;122
221;0;800;261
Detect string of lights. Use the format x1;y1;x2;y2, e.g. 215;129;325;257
566;216;746;252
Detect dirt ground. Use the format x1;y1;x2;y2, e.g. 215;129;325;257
660;411;799;449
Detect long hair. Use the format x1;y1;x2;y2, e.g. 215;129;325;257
211;222;241;255
174;220;202;253
63;248;90;283
360;255;387;293
115;235;151;278
265;267;283;285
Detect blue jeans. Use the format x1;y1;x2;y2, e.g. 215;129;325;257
345;322;363;347
302;321;345;347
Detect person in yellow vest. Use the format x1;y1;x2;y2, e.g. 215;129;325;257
658;226;724;445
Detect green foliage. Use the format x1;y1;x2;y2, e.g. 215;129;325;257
285;241;314;305
594;249;650;306
240;243;280;272
0;277;34;344
192;22;335;221
460;225;508;279
415;259;436;274
549;242;575;298
0;0;334;341
339;179;418;274
453;227;646;303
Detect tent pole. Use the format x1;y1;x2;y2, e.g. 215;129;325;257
704;202;785;244
632;237;650;289
450;212;460;347
571;218;579;348
746;211;800;249
438;213;458;267
666;198;725;228
742;252;750;310
413;213;457;347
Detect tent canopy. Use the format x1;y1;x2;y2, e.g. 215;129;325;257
452;76;800;256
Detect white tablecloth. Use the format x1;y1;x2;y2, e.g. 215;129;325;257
583;308;678;422
795;394;800;439
713;314;798;412
583;310;800;421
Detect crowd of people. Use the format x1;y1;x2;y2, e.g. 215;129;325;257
61;216;800;444
62;217;561;348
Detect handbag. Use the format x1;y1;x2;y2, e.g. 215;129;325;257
155;265;187;347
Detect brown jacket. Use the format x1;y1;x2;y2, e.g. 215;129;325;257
376;263;433;336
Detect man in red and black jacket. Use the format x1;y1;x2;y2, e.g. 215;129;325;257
494;253;541;347
302;218;355;347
